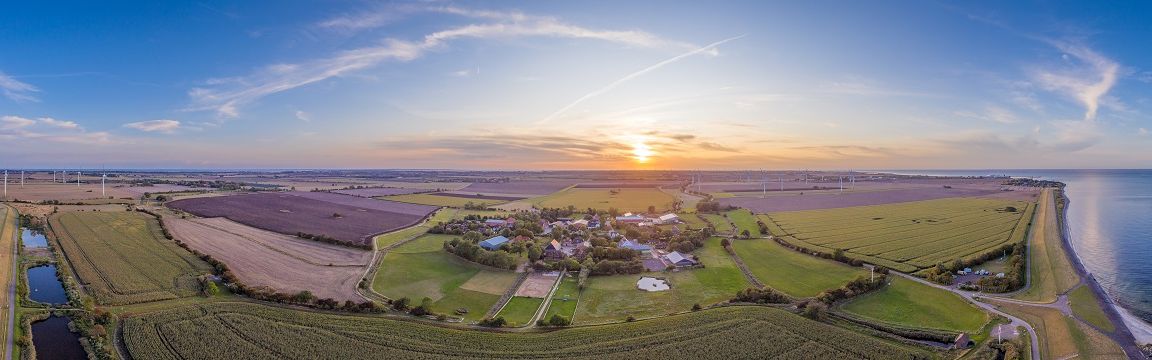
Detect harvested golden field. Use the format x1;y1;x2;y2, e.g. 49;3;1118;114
50;211;213;304
164;216;371;301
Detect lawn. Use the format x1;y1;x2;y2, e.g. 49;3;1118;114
545;276;581;321
762;197;1035;272
994;301;1125;359
372;234;518;321
50;211;213;305
726;209;761;236
372;208;458;248
381;193;508;208
531;188;676;213
729;238;865;298
699;213;734;233
841;276;988;332
573;237;748;324
496;296;545;326
1016;189;1079;302
1067;284;1115;333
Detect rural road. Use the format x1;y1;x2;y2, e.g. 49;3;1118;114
890;272;1041;360
4;207;17;360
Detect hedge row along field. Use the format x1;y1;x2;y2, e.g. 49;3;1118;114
762;198;1034;272
49;211;213;305
121;302;932;359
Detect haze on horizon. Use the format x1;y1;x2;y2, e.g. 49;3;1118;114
1;1;1150;170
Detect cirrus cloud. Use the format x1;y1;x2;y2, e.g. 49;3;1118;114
124;119;181;134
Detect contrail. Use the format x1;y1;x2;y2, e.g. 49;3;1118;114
537;34;746;124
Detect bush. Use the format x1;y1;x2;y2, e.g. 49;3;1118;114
479;316;507;327
732;287;790;304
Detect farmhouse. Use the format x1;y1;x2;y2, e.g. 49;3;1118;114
484;219;508;227
636;277;670;292
570;219;589;228
544;239;565;258
479;236;510;250
664;251;697;267
617;239;652;253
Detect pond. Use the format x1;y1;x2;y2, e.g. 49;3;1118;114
21;228;47;248
31;316;86;360
27;265;68;305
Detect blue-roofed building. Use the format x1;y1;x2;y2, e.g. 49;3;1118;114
479;236;510;250
615;215;645;224
617;239;652;253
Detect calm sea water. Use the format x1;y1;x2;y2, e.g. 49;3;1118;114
889;169;1152;324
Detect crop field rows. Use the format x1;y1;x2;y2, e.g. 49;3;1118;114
120;302;930;359
762;198;1034;272
50;212;212;304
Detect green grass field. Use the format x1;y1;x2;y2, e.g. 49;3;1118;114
841;276;988;332
726;209;761;236
496;296;545;326
1067;284;1115;333
545;276;580;321
531;188;676;212
372;233;518;321
763;197;1034;272
373;208;458;248
380;193;508;208
121;302;932;359
729;238;866;298
996;301;1125;359
699;213;734;233
574;237;748;324
50;211;213;305
678;213;709;229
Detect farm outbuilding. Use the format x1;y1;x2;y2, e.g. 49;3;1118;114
953;333;973;349
617;239;652;253
479;236;510;250
656;213;680;224
664;251;697;267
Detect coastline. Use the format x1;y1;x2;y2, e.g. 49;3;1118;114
1057;189;1152;351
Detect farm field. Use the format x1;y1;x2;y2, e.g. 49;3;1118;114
994;301;1125;360
678;213;709;229
729;238;866;298
496;297;544;326
167;192;435;245
531;188;676;213
698;213;734;233
718;186;1033;213
371;208;457;248
120;302;932;359
0;182;135;202
460;180;577;196
372;234;518;321
1016;189;1079;302
840;276;988;333
50;211;213;305
164;216;371;301
332;187;431;197
763;197;1035;272
574;237;748;324
381;193;508;208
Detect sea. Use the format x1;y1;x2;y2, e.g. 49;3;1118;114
888;169;1152;340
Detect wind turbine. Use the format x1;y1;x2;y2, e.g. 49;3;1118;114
101;169;107;197
77;170;81;187
3;170;7;198
20;170;24;187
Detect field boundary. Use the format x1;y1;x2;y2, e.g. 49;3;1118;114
484;271;531;320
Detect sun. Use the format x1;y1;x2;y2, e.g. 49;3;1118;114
632;140;653;164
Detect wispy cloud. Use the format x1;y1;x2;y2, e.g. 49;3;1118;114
193;7;697;118
955;105;1018;124
1139;128;1148;136
124;119;181;134
0;71;39;102
1032;41;1118;121
0;115;113;144
295;110;311;122
537;34;743;124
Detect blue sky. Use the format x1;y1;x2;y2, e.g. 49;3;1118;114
1;1;1150;169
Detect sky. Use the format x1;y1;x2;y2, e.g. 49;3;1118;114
1;1;1150;170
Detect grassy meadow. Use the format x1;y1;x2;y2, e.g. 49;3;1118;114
531;188;676;213
729;238;866;298
496;296;545;326
841;276;988;333
381;193;508;208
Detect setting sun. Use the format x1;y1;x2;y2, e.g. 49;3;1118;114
632;140;653;163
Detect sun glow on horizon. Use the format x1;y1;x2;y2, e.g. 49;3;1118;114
632;138;653;164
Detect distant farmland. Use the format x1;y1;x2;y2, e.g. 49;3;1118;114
762;198;1034;272
331;187;432;197
50;211;213;305
167;192;436;245
719;187;1008;213
532;188;676;212
121;302;931;359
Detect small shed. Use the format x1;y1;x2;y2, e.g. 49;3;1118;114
665;251;697;267
953;333;973;349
